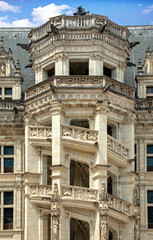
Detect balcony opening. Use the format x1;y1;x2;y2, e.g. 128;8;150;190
43;156;52;185
70;60;89;75
70;119;89;129
104;66;112;78
107;176;113;195
70;218;90;240
107;124;117;139
70;160;89;188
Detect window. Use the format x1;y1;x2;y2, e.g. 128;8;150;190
0;146;14;173
147;145;153;171
0;87;12;99
134;144;137;172
148;191;153;228
0;191;13;230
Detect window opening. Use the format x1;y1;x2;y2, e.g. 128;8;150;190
147;145;153;171
70;160;89;187
70;61;89;75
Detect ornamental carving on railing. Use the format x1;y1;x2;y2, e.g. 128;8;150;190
108;194;131;215
29;126;52;139
62;185;98;201
62;125;98;143
30;185;52;197
25;76;135;100
107;135;129;158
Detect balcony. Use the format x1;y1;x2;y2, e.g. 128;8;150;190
30;14;129;42
61;124;98;152
25;75;135;100
108;193;131;216
0;99;24;110
28;184;53;207
107;135;129;167
28;126;52;147
135;98;153;110
62;185;98;210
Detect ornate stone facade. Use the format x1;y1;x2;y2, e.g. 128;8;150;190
1;9;153;240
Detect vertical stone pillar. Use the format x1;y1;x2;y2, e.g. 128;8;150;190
51;102;65;187
51;184;60;240
91;102;108;190
55;54;69;75
89;54;103;75
120;113;135;160
138;138;145;171
33;64;43;84
99;182;109;240
112;63;125;83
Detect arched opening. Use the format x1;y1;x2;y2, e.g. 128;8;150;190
109;230;113;240
107;176;113;195
70;218;90;240
70;160;89;187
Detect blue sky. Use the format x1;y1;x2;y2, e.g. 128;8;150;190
0;0;153;27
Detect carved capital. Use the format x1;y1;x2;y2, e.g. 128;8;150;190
90;53;103;61
95;101;108;116
54;53;68;62
122;113;136;124
51;102;64;116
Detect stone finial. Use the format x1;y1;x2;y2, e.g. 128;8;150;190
73;6;89;16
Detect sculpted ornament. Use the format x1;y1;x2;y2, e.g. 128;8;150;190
101;217;108;240
52;216;59;240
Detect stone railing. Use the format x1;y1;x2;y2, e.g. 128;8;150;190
135;98;153;109
29;126;52;139
107;135;129;158
30;14;129;42
0;99;24;110
61;124;98;143
62;185;98;201
108;194;132;215
25;75;135;100
29;185;52;197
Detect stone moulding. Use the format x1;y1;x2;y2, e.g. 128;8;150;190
25;76;135;100
135;98;153;109
107;135;129;158
61;124;98;143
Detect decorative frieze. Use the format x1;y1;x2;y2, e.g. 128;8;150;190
107;135;129;158
29;126;52;139
0;99;24;110
108;193;131;215
62;185;98;201
62;124;98;143
30;185;52;197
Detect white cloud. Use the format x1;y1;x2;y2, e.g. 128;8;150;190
137;4;142;7
0;3;74;27
142;5;153;14
32;3;74;26
0;1;21;13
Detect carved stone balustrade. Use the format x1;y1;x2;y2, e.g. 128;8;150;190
29;184;53;198
107;135;129;158
61;124;98;143
29;126;52;139
0;99;24;110
135;98;153;109
25;75;135;100
62;185;98;201
29;14;129;42
108;194;132;216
